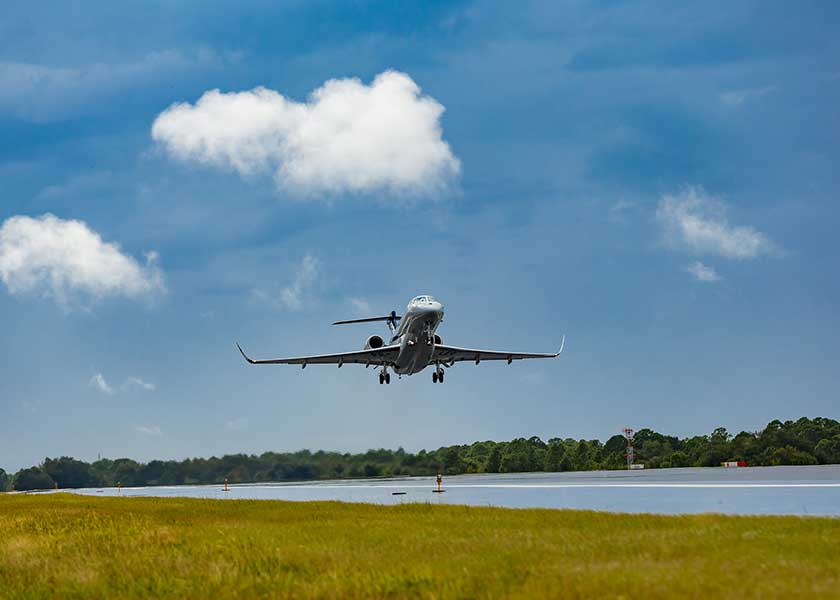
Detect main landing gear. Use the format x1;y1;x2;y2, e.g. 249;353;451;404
432;367;445;384
379;368;391;385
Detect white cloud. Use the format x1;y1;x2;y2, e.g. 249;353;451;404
347;297;372;315
135;425;162;436
225;417;248;431
36;171;113;201
608;199;636;223
125;377;157;392
656;187;776;259
90;373;157;394
719;85;777;108
254;253;322;311
279;254;320;310
685;261;721;283
89;373;114;395
0;214;165;306
151;70;461;197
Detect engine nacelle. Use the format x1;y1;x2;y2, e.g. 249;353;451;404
365;335;385;349
434;334;442;345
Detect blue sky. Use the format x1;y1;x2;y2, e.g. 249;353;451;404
2;1;839;471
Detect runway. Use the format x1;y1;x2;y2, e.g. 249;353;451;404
63;465;840;516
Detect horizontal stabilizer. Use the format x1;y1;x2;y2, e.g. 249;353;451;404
333;314;402;325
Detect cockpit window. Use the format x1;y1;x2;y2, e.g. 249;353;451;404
410;295;436;306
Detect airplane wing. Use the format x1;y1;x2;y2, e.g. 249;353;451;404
432;336;564;365
236;343;399;368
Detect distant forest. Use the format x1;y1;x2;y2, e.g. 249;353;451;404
4;417;840;491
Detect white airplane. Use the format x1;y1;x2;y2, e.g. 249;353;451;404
237;295;564;384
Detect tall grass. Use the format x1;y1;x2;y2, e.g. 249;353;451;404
1;494;838;598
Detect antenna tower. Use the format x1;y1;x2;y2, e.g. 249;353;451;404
622;427;634;469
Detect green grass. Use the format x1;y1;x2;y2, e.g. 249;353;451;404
1;494;839;599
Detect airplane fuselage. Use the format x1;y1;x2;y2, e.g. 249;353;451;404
389;295;444;375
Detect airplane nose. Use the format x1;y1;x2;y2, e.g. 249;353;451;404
419;301;443;316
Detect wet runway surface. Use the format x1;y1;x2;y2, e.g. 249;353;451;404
65;465;840;516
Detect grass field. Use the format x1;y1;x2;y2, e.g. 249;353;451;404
1;494;839;599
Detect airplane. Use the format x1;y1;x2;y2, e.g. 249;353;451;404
237;295;564;384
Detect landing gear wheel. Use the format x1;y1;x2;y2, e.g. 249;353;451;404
379;373;384;385
432;371;438;383
439;370;444;383
385;373;391;385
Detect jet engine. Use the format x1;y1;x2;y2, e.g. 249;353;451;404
365;335;385;349
434;334;442;345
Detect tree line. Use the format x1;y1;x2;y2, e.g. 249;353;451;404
3;417;839;491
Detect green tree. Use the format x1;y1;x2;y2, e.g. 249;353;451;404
729;431;759;463
90;459;116;486
0;468;9;492
362;463;381;477
604;435;627;455
768;446;817;466
439;446;464;474
43;457;98;489
13;467;55;491
500;439;536;473
570;440;591;471
814;436;840;464
669;451;690;468
544;442;565;471
112;458;143;487
485;446;502;473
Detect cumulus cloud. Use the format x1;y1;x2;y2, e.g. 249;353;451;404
151;70;461;197
656;187;776;259
135;425;162;436
89;373;114;395
685;261;721;283
0;214;165;306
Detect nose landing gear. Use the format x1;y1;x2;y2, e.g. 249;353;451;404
424;323;434;346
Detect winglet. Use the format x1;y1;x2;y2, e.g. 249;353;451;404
555;335;566;357
236;343;256;364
